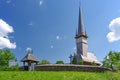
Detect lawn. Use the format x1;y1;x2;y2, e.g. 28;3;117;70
0;71;119;80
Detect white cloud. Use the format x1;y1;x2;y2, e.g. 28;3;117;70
0;37;16;49
56;35;60;40
39;0;43;6
107;17;120;42
0;19;16;49
0;19;13;37
56;35;62;40
50;45;54;49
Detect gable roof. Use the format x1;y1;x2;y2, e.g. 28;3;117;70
21;53;39;62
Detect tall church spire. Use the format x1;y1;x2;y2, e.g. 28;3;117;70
78;6;85;35
75;5;88;38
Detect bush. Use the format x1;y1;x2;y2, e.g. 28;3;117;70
40;60;50;64
56;61;64;64
0;66;19;71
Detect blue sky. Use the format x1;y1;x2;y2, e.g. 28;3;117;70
0;0;120;65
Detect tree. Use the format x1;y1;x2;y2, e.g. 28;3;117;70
40;60;50;64
56;61;64;64
0;49;15;66
102;51;120;71
78;60;83;65
72;55;77;64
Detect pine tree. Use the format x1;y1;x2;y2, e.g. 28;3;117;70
72;54;77;64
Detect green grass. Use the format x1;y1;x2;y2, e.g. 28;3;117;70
0;71;119;80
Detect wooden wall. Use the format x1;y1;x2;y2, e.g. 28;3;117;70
34;64;110;72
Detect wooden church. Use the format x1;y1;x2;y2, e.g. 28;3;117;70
70;6;100;65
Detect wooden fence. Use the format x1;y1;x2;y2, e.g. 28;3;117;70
34;64;111;72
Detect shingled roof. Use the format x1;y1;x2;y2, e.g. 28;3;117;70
21;53;39;62
81;52;100;65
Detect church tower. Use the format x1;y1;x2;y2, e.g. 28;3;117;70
69;5;100;65
75;7;88;58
